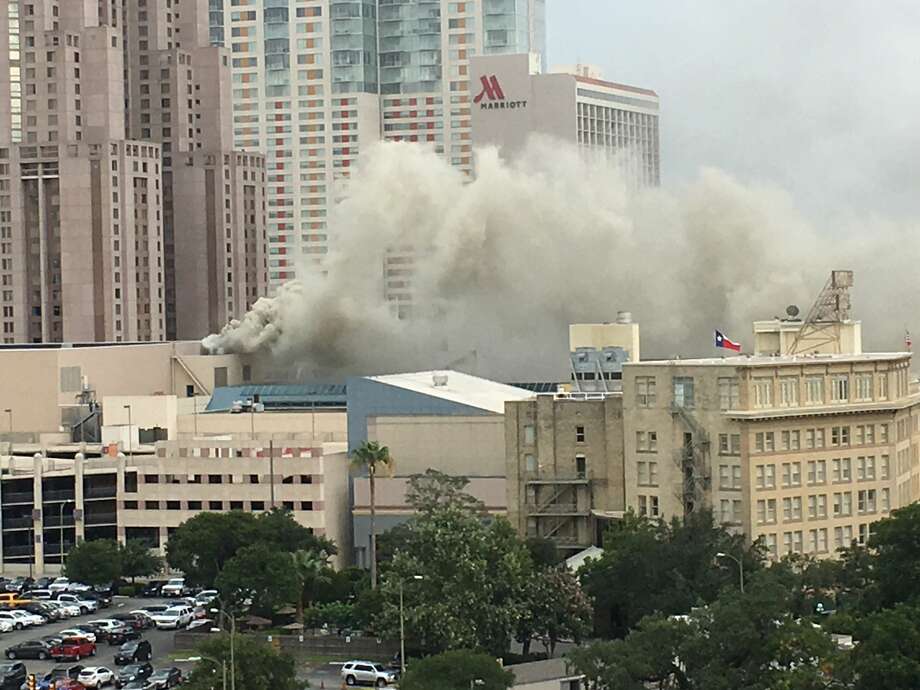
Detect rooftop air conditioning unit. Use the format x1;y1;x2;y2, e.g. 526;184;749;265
432;373;448;387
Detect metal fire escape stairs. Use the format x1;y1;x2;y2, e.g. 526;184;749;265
670;402;712;515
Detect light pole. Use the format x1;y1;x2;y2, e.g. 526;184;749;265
210;607;237;690
716;551;745;594
57;499;73;568
176;655;227;690
249;399;255;439
399;575;423;676
123;404;133;459
3;408;10;436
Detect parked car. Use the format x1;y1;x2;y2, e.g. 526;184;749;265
44;601;81;618
37;665;84;690
24;602;60;621
159;580;187;598
0;612;24;631
23;589;53;601
340;660;399;687
148;667;182;689
0;621;12;634
77;666;117;689
4;639;53;660
4;578;32;594
83;591;112;609
0;661;25;690
51;636;95;661
106;625;141;646
138;605;170;616
53;593;98;614
34;577;53;589
0;595;31;609
114;662;154;688
74;623;109;643
149;606;193;630
58;628;96;643
114;640;152;665
185;618;217;633
140;581;167;598
193;590;218;607
112;613;149;631
48;578;71;593
120;680;156;690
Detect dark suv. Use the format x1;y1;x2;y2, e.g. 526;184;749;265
0;661;24;690
114;640;152;665
115;662;153;688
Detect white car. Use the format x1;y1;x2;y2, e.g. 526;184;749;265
341;661;399;687
88;618;123;633
55;593;98;614
77;666;116;688
150;606;194;630
49;577;71;593
59;628;96;643
160;578;187;598
23;589;53;600
194;590;218;606
45;601;81;617
0;613;22;630
0;620;12;633
3;611;39;628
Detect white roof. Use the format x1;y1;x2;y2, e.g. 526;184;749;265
366;370;533;414
565;545;604;572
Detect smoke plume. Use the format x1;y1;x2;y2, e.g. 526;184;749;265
203;138;919;381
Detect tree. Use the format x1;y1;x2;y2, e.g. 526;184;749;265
183;634;298;690
399;650;514;690
405;469;485;514
836;603;920;690
118;540;163;582
516;567;592;658
865;502;920;608
64;539;122;585
291;548;332;622
377;496;531;656
580;510;763;637
215;543;300;615
350;440;393;589
525;536;562;570
166;511;259;587
255;507;336;556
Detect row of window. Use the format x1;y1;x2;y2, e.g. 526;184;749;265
756;488;889;524
753;424;889;453
754;456;890;489
761;523;871;557
123;499;312;512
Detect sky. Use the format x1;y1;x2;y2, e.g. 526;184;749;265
546;1;920;225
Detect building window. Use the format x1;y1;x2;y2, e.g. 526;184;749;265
524;454;536;473
878;374;889;400
805;376;824;405
208;474;223;484
251;501;264;511
782;496;802;521
144;501;160;510
781;462;802;487
123;500;138;510
833;491;852;517
125;472;138;493
718;377;739;410
719;464;741;490
830;375;849;402
753;378;774;408
831;426;850;447
832;457;852;482
575;455;586;479
780;430;800;451
636;376;656;407
575;426;585;443
166;501;180;510
778;377;798;407
834;525;854;549
754;431;775;453
672;377;694;408
209;501;223;511
188;501;202;510
523;424;535;445
230;501;244;511
755;464;776;489
855;373;873;401
636;431;657;453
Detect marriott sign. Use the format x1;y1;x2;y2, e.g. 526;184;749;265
473;75;528;111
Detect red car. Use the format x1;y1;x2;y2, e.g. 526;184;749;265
50;636;95;661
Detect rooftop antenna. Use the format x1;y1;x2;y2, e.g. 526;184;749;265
786;270;853;356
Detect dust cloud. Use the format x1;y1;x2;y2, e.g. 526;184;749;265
203;138;918;381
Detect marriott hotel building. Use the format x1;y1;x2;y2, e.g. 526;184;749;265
470;54;660;187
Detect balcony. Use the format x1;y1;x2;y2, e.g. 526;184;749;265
524;473;589;485
84;512;118;526
525;502;589;516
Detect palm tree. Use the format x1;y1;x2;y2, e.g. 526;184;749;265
290;549;330;623
350;440;393;589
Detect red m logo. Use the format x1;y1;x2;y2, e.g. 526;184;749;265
473;75;505;104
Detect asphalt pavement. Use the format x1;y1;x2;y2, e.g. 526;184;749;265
0;597;190;683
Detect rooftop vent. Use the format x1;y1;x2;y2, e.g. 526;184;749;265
432;372;449;387
616;311;632;324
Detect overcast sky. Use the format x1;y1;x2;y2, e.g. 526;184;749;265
547;1;920;225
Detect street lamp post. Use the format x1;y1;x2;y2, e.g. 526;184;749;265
176;655;227;690
211;607;237;690
3;408;11;436
123;405;133;459
716;551;745;594
58;499;73;568
399;575;424;676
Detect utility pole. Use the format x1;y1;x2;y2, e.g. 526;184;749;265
269;440;275;509
123;405;133;460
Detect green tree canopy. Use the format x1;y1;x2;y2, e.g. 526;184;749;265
64;539;122;585
580;510;762;637
214;542;301;615
118;540;163;582
183;634;298;690
399;650;514;690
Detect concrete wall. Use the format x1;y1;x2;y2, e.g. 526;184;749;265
176;410;347;442
367;415;506;476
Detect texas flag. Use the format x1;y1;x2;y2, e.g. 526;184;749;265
715;330;742;353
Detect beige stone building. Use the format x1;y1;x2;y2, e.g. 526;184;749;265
0;438;351;574
622;352;920;558
505;393;625;553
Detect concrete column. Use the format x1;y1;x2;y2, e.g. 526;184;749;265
32;453;44;576
116;453;126;545
74;453;86;542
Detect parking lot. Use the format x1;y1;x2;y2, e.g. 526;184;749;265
0;597;191;683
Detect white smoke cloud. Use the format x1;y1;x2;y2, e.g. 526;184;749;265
203;138;919;381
